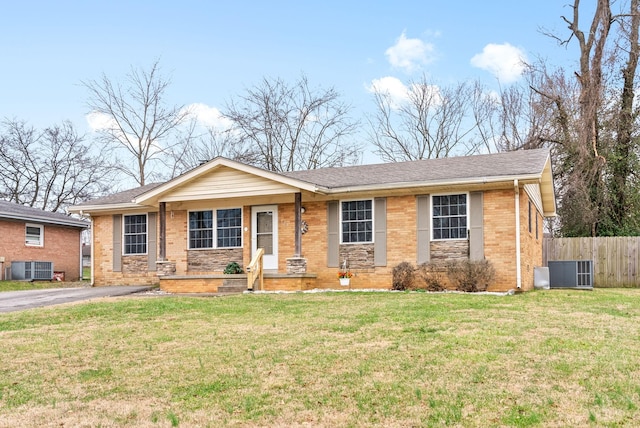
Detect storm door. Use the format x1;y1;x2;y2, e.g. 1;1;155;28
251;205;278;270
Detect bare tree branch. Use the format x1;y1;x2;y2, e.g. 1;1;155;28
223;75;360;172
82;59;189;185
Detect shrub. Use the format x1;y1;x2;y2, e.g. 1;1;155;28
223;261;244;274
417;261;447;292
446;260;495;292
392;261;415;291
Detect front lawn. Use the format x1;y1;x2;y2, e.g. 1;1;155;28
0;280;86;292
1;289;639;427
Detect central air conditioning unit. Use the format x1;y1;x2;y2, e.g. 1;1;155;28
10;261;54;281
548;260;593;289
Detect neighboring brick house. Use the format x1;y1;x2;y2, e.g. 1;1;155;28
0;201;88;281
69;149;556;292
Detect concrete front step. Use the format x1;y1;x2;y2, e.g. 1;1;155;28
218;277;249;294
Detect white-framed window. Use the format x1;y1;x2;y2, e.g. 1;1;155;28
188;208;242;249
25;223;43;247
123;214;147;255
432;193;468;240
189;210;214;249
217;208;242;248
341;199;373;244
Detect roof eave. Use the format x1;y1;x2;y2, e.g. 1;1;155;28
0;212;88;228
68;202;145;215
323;173;544;194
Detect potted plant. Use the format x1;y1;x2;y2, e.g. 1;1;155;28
223;261;244;274
338;269;352;286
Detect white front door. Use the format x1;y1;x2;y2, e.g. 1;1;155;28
251;205;278;270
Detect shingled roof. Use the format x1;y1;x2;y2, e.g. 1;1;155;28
71;149;555;215
282;149;551;188
0;200;88;228
73;182;164;207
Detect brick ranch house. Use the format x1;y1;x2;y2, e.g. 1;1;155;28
69;148;556;292
0;200;88;281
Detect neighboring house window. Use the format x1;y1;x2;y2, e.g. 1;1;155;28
25;223;43;246
123;214;147;255
536;212;539;240
432;194;468;240
217;208;242;248
341;200;373;243
528;201;533;233
189;209;242;249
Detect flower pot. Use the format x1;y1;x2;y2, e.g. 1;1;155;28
339;278;350;286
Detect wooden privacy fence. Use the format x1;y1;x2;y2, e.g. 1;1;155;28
543;237;640;287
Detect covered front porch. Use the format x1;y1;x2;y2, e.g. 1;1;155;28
152;188;319;293
157;272;318;294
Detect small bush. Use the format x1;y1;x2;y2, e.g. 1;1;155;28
417;262;447;291
223;261;244;274
392;261;415;291
446;260;495;292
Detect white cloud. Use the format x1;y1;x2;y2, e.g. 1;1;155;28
470;43;528;83
408;82;442;106
367;76;445;111
86;111;117;131
367;76;410;108
385;31;435;73
184;103;232;130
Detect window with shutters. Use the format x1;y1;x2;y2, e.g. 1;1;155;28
432;194;468;240
340;199;373;243
123;214;147;255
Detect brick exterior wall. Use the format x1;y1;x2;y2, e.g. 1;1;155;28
519;191;544;291
92;215;159;286
0;218;83;281
91;188;544;292
483;189;518;291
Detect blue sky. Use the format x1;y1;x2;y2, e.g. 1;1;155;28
1;1;587;157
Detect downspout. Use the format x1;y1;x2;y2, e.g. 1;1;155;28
90;216;95;286
514;180;522;289
79;231;83;282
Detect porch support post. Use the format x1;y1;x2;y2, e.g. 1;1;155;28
294;192;302;257
159;201;166;261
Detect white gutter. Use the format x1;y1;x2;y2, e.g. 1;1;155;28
68;202;144;214
514;180;522;289
323;173;543;195
0;212;89;228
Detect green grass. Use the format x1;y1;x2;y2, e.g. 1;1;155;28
1;289;640;426
0;280;87;292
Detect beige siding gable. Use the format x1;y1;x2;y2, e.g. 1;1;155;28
160;166;299;202
524;184;543;215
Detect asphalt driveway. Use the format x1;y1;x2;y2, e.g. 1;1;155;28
0;286;153;313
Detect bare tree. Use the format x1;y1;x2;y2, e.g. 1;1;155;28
167;118;259;176
0;119;113;212
223;75;360;172
83;59;189;186
367;75;495;162
609;0;640;231
524;0;640;236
